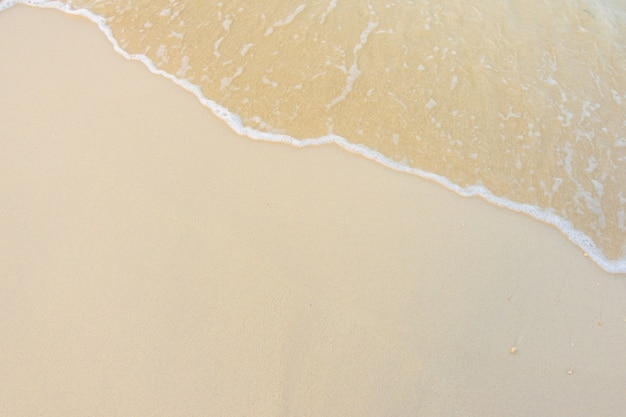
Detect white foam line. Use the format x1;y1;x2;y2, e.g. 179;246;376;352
264;4;306;36
327;20;378;108
319;0;338;24
273;4;306;28
3;0;626;274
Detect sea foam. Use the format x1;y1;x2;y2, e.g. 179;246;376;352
2;0;625;273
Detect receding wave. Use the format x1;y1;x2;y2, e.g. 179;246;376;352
2;0;626;272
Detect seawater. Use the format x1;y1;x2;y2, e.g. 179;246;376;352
2;0;625;272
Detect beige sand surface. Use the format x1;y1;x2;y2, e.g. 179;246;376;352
1;6;626;416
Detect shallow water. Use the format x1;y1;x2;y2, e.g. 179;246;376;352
3;0;626;272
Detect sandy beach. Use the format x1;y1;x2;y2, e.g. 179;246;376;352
1;5;626;416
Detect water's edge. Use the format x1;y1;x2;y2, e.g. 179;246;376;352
3;0;623;274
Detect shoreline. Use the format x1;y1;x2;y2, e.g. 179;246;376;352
1;1;624;273
1;5;626;416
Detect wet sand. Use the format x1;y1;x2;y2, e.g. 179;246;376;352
1;6;626;416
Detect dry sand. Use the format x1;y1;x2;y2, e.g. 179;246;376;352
1;5;626;416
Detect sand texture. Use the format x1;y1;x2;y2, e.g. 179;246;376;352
1;6;626;416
